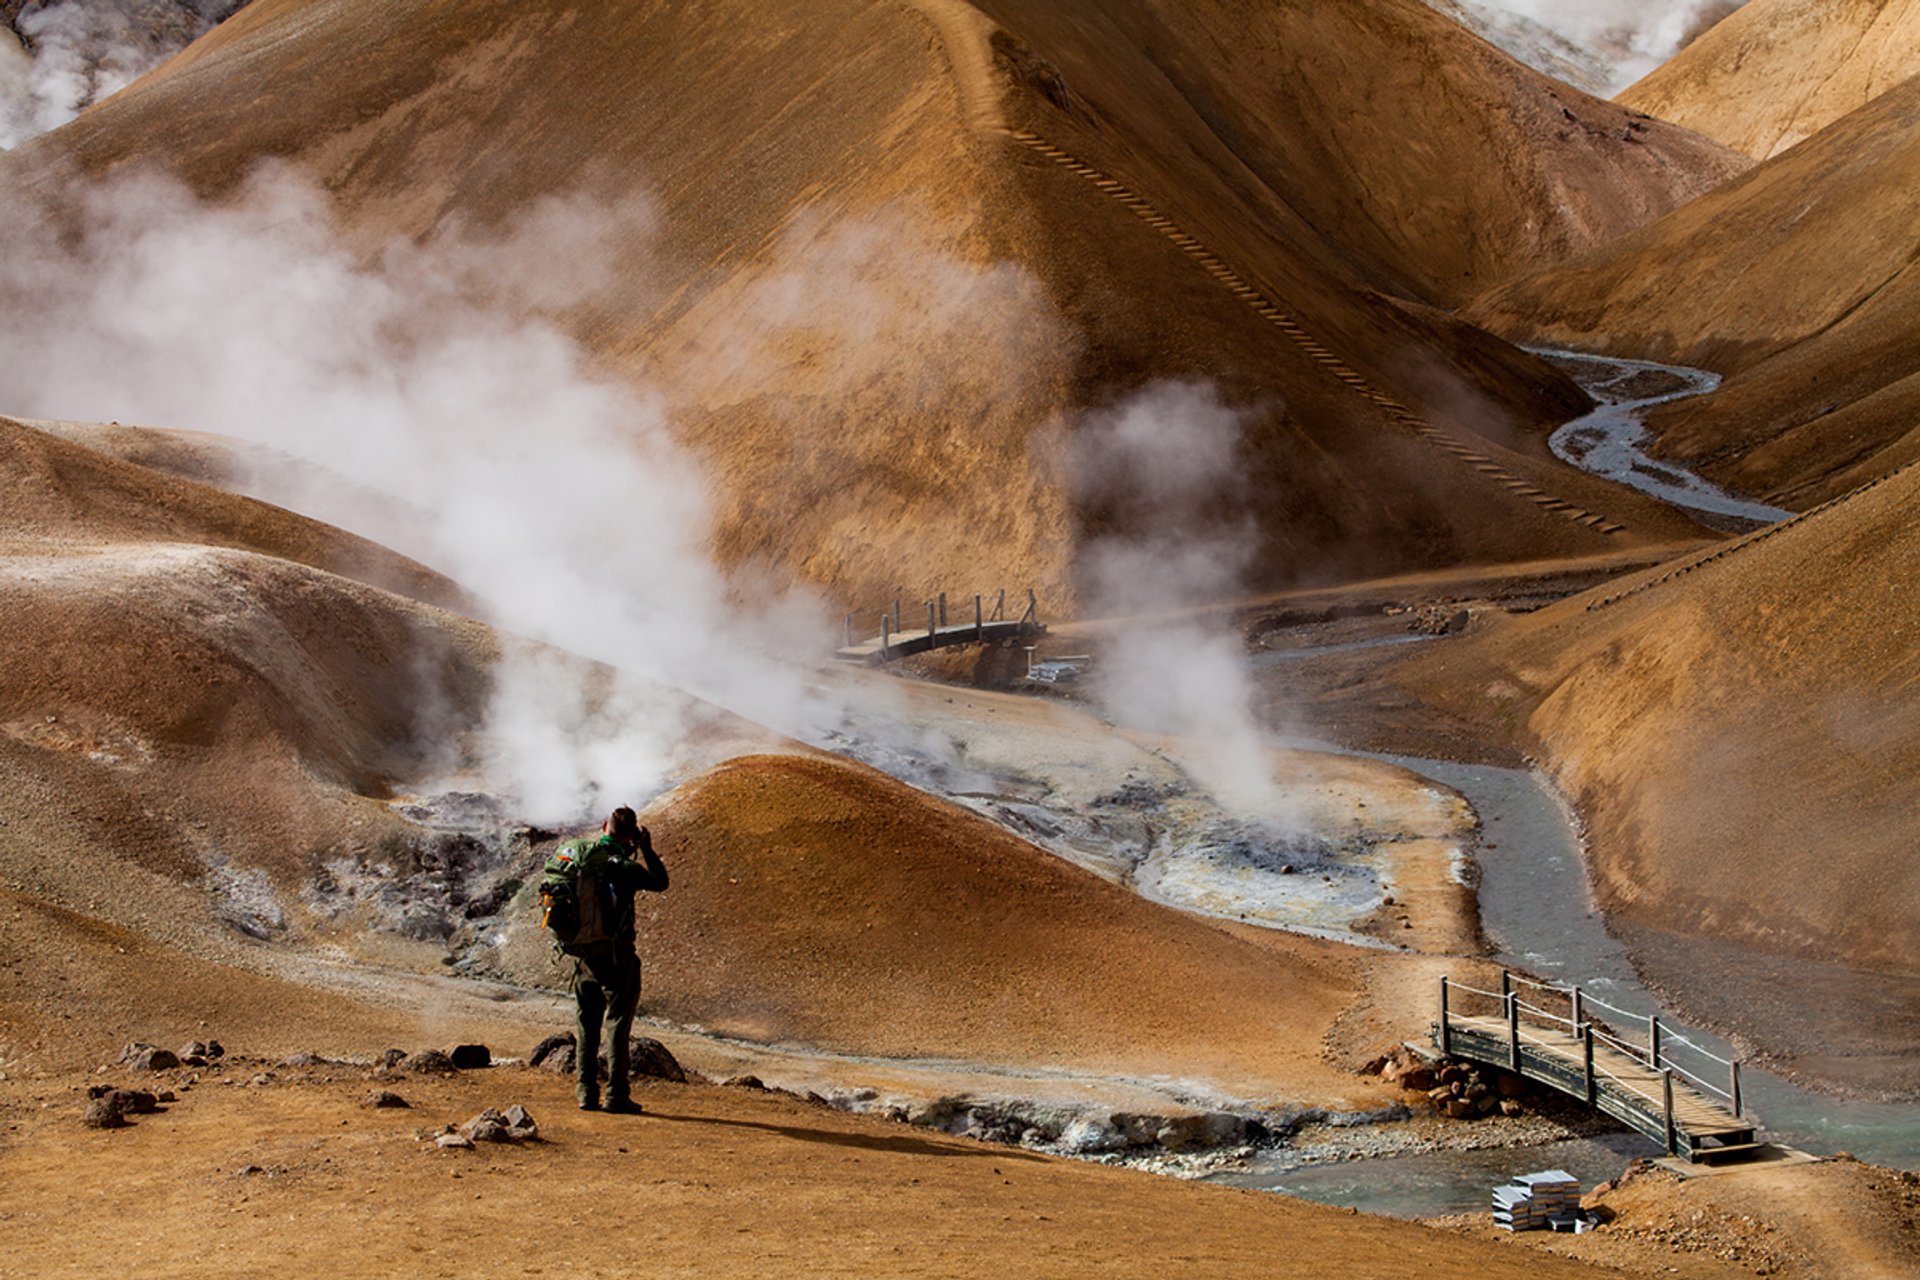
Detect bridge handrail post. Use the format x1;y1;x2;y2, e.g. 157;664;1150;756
974;594;983;641
1649;1014;1662;1071
939;592;947;629
1582;1022;1596;1105
1438;977;1451;1056
927;600;936;642
882;613;892;656
845;613;854;648
1570;987;1582;1029
1731;1060;1742;1119
1662;1068;1677;1156
1506;990;1521;1072
996;588;1005;621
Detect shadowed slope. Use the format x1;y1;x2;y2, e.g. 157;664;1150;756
1618;0;1920;160
5;0;1730;609
1468;74;1920;509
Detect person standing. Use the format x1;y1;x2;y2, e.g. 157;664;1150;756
543;806;668;1112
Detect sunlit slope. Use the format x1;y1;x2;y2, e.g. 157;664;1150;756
1618;0;1920;160
619;753;1371;1099
12;0;1723;610
1398;462;1920;987
1469;74;1920;509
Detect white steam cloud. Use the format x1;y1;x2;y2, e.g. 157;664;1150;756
1070;382;1283;817
1440;0;1747;93
0;1;240;150
0;163;830;821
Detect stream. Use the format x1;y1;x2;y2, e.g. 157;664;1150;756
1533;347;1793;527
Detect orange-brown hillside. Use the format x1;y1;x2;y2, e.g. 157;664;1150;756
1618;0;1920;160
7;0;1733;611
1468;72;1920;510
614;752;1371;1101
1391;461;1920;1093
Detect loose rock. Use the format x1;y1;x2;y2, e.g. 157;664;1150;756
627;1037;686;1083
120;1043;180;1072
435;1132;475;1150
83;1096;128;1129
363;1090;410;1109
528;1033;574;1068
402;1050;457;1075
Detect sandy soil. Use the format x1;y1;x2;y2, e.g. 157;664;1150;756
0;1061;1625;1280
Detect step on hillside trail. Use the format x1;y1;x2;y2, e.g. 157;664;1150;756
1003;128;1629;537
1586;454;1920;612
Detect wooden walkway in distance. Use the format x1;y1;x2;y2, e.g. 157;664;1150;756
1437;972;1760;1164
834;589;1045;665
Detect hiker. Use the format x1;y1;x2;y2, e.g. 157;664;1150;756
542;806;669;1112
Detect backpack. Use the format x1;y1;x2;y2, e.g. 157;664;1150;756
540;839;615;956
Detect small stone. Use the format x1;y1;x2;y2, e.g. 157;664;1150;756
1500;1099;1525;1117
435;1132;475;1150
110;1089;160;1115
363;1090;410;1109
250;1073;273;1087
502;1105;538;1139
379;1048;407;1069
282;1052;328;1067
445;1044;491;1070
724;1075;767;1091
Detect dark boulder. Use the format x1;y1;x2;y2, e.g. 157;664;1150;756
445;1044;491;1070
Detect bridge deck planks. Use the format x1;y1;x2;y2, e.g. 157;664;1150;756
1448;1014;1749;1140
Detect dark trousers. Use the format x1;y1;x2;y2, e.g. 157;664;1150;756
573;946;641;1104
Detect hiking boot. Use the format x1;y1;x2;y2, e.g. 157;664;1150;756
606;1098;644;1115
578;1095;601;1112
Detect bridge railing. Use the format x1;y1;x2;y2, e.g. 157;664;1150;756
841;588;1042;658
1440;971;1744;1120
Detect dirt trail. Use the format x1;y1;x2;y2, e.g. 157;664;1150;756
898;0;1007;133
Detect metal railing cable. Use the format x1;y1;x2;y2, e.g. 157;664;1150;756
1666;1060;1732;1103
1577;991;1653;1025
1657;1028;1735;1068
1514;998;1577;1028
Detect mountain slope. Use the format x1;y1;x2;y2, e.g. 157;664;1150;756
1618;0;1920;160
1467;73;1920;508
1;0;1731;613
1395;460;1920;1092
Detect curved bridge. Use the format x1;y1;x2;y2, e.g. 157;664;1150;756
1436;971;1760;1164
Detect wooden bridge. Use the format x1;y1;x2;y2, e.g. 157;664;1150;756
834;589;1045;664
1436;971;1760;1164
